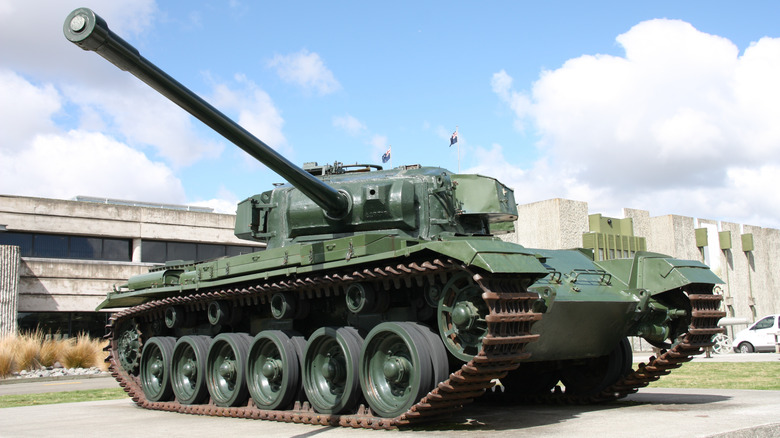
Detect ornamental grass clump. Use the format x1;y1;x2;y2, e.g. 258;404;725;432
39;335;65;368
0;331;108;378
61;333;107;370
14;331;44;371
0;336;17;378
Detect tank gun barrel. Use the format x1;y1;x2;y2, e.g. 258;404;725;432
63;8;350;219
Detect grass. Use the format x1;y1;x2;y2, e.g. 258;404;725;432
0;388;127;408
647;362;780;390
0;331;108;378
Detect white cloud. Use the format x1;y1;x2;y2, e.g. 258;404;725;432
0;69;61;148
268;49;341;95
333;114;367;136
210;73;288;157
0;70;184;204
493;19;780;228
60;79;223;167
0;130;185;203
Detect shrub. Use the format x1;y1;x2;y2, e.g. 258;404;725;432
39;336;65;368
0;336;17;378
61;333;105;369
14;331;43;371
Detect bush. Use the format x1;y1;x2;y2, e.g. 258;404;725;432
0;336;17;378
61;333;107;370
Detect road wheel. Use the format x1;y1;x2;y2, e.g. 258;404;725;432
171;335;211;404
140;336;176;402
206;333;252;407
302;327;363;414
246;330;303;410
360;322;433;418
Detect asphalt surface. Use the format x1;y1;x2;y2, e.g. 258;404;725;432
0;352;778;437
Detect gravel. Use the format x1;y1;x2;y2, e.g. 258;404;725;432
7;366;109;380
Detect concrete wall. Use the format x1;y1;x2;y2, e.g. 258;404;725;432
17;259;151;312
0;195;248;245
502;198;589;249
0;245;20;337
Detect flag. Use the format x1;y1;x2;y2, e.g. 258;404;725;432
450;129;458;146
381;147;391;163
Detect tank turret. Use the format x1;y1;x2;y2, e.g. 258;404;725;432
64;8;517;249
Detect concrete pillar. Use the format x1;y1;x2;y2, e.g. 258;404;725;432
132;238;142;263
0;245;20;337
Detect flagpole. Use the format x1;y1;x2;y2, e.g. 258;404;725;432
455;125;460;173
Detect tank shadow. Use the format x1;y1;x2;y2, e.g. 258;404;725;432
408;391;732;432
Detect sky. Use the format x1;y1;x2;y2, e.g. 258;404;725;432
2;0;780;230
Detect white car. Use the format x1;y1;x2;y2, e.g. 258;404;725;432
733;314;780;353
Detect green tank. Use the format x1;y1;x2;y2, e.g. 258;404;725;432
64;8;725;429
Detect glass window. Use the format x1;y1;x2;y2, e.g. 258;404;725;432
754;317;774;330
103;238;131;261
142;240;167;263
167;242;196;261
0;232;33;256
197;243;225;261
70;236;101;259
34;234;68;258
17;312;109;338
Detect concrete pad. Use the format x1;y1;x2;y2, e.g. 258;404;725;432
0;388;778;437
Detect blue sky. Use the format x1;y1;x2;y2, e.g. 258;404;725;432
2;0;780;230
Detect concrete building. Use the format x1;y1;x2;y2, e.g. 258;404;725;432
0;195;263;338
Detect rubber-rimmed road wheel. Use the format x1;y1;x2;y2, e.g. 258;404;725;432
303;327;363;414
360;322;433;418
171;335;211;405
206;333;252;407
406;322;450;389
140;336;176;402
246;330;302;410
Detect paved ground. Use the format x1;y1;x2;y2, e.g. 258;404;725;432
0;387;778;438
1;352;778;437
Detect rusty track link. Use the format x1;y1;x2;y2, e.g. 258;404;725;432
104;258;542;429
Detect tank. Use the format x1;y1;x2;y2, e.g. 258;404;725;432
63;8;726;429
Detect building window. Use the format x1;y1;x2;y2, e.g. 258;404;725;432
141;240;261;263
0;232;131;261
17;312;109;339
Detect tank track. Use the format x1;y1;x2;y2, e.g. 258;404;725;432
104;258;543;430
495;284;726;404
